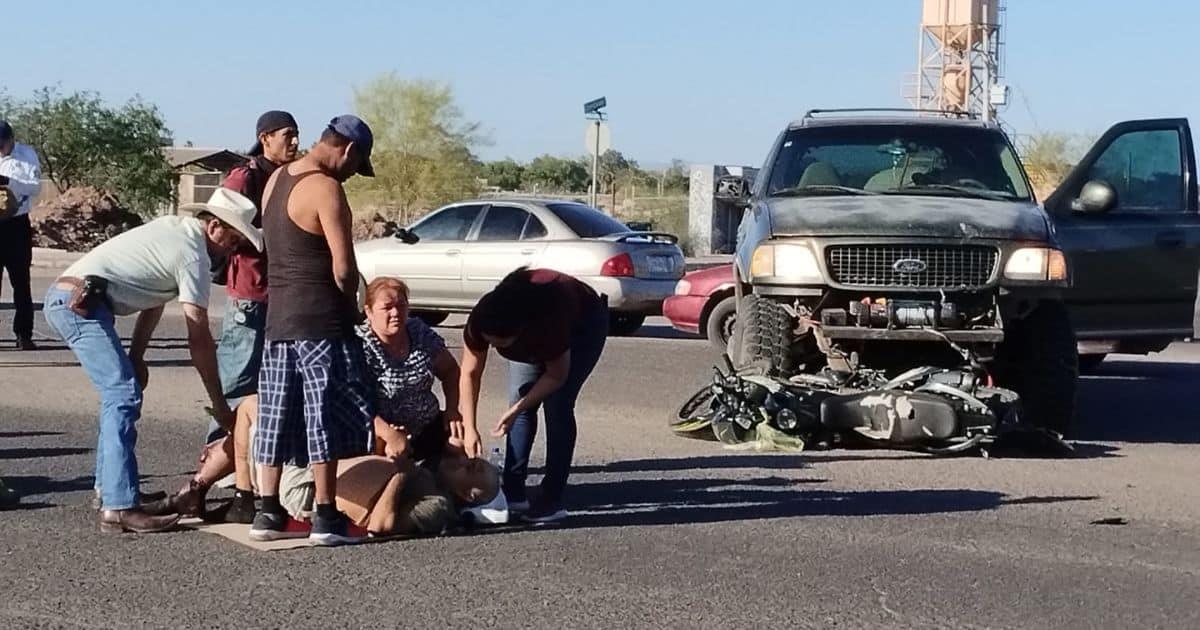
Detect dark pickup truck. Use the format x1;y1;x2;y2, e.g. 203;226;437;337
722;109;1199;435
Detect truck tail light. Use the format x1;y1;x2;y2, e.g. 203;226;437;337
601;253;635;277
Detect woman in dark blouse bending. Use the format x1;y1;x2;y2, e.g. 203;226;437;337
459;267;608;523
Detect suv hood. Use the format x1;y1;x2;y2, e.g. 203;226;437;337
766;195;1050;241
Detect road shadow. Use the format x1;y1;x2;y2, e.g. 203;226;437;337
1075;360;1200;444
0;301;43;312
627;324;699;342
526;476;1098;530
0;430;64;438
3;474;95;509
0;446;92;460
558;454;814;475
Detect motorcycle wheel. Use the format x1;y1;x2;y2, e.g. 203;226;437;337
670;385;720;441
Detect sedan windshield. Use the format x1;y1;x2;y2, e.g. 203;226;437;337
765;124;1032;201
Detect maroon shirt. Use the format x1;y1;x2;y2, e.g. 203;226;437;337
463;269;602;364
221;158;277;302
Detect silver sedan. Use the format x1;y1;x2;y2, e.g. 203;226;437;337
355;198;685;335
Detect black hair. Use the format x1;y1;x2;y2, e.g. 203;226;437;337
473;267;556;338
320;126;352;147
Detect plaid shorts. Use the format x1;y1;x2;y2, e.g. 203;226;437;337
253;337;375;467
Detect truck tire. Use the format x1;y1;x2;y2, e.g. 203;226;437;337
704;296;737;353
733;294;793;376
994;301;1079;437
609;312;646;336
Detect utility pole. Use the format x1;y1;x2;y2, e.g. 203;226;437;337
590;119;600;207
584;97;608;209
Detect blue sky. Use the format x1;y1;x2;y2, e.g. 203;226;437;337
7;1;1199;167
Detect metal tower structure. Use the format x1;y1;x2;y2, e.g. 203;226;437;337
904;0;1008;121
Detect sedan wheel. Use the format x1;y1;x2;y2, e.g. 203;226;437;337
704;296;737;353
413;311;450;327
609;312;646;336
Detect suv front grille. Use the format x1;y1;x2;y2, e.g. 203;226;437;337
826;244;998;289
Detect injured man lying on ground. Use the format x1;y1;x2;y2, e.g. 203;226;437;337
162;396;508;537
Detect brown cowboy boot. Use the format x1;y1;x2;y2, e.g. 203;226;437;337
99;508;180;534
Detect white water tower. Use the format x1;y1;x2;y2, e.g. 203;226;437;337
904;0;1007;121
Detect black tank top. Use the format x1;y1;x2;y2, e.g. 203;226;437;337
263;167;352;341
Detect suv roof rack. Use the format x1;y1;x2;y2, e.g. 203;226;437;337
802;108;979;120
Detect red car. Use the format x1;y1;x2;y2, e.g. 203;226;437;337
664;264;737;351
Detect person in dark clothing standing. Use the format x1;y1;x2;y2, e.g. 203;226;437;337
0;120;43;350
249;115;377;546
198;111;299;523
459;267;609;524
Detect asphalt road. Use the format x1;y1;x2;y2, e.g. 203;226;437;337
2;270;1199;629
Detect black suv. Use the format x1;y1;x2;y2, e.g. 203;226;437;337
724;109;1199;435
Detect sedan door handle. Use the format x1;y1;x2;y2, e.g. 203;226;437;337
520;248;536;255
1155;231;1185;249
445;249;462;257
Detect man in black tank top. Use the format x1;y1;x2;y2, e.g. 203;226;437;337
250;115;378;546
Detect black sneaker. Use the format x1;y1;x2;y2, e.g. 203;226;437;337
521;501;568;524
249;510;307;541
226;492;257;524
309;510;365;546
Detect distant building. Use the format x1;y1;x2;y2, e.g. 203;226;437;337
163;147;246;212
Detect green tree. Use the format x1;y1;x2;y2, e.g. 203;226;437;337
524;155;589;192
482;158;524;190
351;74;488;223
4;87;174;217
663;159;690;193
1020;132;1090;199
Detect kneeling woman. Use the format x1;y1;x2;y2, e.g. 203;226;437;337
460;267;608;523
358;276;462;467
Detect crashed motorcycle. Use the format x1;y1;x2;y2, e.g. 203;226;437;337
671;355;1070;457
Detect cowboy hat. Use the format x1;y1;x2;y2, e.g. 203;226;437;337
178;188;264;252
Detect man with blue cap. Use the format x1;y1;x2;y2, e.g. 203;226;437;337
249;115;378;546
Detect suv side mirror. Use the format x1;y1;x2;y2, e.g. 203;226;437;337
393;227;420;244
715;175;752;209
1071;180;1118;214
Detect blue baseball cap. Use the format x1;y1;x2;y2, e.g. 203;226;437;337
328;114;375;177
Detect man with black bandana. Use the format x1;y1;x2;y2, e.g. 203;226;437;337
201;111;299;523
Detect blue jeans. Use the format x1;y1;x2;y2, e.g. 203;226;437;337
43;286;143;510
504;301;609;507
204;298;266;444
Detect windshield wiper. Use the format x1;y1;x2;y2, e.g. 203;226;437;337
890;184;1019;201
770;185;878;197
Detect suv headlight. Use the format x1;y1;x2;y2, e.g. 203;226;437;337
1004;247;1067;282
750;242;823;283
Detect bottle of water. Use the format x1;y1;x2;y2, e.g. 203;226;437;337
489;446;505;469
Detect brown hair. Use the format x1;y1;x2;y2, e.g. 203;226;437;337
365;277;410;308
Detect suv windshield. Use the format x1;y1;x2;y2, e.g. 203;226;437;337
546;202;632;238
765;124;1032;201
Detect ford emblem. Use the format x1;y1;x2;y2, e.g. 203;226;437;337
892;258;928;274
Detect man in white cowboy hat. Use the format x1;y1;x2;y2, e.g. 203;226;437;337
42;188;262;534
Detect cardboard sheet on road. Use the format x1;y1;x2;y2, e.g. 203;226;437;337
178;518;410;551
179;518;538;551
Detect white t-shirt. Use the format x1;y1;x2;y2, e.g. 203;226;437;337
64;216;212;316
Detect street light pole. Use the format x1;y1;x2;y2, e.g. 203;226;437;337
590;119;600;208
583;96;607;210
